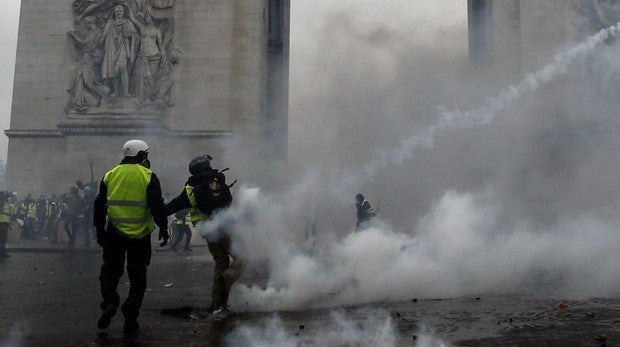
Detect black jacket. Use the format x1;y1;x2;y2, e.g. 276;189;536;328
93;157;168;234
165;170;230;217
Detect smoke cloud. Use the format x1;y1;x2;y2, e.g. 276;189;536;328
209;185;620;311
201;3;620;312
227;311;397;346
226;309;450;347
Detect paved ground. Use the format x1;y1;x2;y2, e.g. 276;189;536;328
0;243;618;346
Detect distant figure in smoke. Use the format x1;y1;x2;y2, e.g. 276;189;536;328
35;195;48;238
46;195;60;244
93;139;169;334
21;195;38;240
166;154;247;317
82;186;97;246
355;193;376;232
66;187;86;246
170;208;192;252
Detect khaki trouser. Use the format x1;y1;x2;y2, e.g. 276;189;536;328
207;232;247;309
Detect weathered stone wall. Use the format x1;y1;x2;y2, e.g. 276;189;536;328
10;0;73;130
6;0;288;196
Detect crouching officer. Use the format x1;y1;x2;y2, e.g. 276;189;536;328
93;139;169;334
166;154;247;316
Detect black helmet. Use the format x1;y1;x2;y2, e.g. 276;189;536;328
189;155;213;175
355;193;364;202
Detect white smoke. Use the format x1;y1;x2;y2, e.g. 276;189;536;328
353;23;620;184
226;309;451;347
226;309;399;347
199;183;620;311
198;12;620;313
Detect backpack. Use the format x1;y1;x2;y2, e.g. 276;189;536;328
191;169;234;215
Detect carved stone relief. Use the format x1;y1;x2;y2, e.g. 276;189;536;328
66;0;180;114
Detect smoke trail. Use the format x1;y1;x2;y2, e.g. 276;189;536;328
351;23;620;184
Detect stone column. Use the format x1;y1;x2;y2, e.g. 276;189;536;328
468;0;494;65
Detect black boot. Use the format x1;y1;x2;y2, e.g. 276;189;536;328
123;320;139;334
97;305;117;329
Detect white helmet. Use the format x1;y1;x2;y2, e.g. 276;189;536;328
123;140;149;157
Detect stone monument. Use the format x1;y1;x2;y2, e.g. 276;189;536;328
5;0;289;195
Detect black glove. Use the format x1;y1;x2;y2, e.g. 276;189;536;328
96;226;106;247
158;225;170;247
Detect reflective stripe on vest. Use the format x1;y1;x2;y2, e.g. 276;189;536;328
174;214;189;225
185;185;209;224
27;203;37;218
363;199;376;214
104;164;156;238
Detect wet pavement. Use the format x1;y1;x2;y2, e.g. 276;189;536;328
0;244;619;346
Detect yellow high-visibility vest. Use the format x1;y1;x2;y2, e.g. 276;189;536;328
185;185;209;225
0;202;11;223
27;203;37;219
104;164;156;239
174;212;190;225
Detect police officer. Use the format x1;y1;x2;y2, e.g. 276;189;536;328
355;193;376;232
46;195;60;244
93;139;169;334
165;154;247;316
22;195;38;240
170;208;192;252
66;187;84;246
35;195;48;238
82;186;97;246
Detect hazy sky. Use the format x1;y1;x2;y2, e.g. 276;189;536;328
0;1;20;162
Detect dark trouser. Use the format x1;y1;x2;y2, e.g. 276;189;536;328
46;217;57;242
64;218;75;245
65;217;86;246
0;222;9;256
22;218;36;240
79;217;92;245
50;218;60;243
36;215;46;236
207;232;247;309
73;216;89;245
355;218;371;232
99;228;152;321
172;224;192;249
